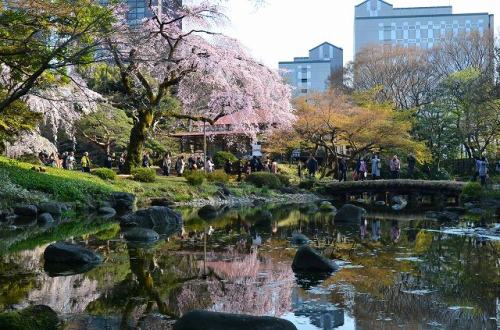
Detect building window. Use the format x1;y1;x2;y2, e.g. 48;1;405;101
301;78;308;83
301;89;308;94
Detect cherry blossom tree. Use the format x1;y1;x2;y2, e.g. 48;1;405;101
104;1;293;171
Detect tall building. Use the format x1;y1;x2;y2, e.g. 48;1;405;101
354;0;494;54
100;0;182;25
279;42;343;96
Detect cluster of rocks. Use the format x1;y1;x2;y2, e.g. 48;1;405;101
121;205;183;243
178;192;320;208
0;202;67;228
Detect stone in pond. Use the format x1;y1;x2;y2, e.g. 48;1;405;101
37;213;54;224
124;227;160;242
111;192;136;213
44;242;101;276
173;310;297;330
0;305;59;330
38;202;63;216
291;232;310;245
98;207;117;218
198;205;219;220
334;204;366;223
292;245;338;273
13;204;37;217
121;206;182;236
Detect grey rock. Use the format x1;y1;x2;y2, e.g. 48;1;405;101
98;207;117;218
111;192;136;213
121;206;182;236
38;202;63;216
391;195;408;211
44;242;101;264
291;233;310;245
150;198;175;207
198;205;219;220
173;310;297;330
334;204;367;223
13;204;37;217
38;212;54;224
425;211;440;219
374;201;386;206
437;211;459;222
292;245;338;273
124;227;160;242
138;314;174;330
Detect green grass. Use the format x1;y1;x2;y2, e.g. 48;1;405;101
0;156;117;205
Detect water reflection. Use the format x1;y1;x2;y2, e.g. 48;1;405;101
0;203;498;329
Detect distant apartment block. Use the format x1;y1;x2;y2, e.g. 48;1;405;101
279;42;343;96
100;0;182;25
354;0;494;54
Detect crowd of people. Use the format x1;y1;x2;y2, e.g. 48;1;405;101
37;148;493;186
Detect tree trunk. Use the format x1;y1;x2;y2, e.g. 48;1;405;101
125;109;153;173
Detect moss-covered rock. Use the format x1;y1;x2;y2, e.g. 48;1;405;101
0;305;59;330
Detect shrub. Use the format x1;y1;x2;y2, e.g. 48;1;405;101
213;151;238;169
461;182;482;202
131;168;156;182
92;168;117;181
246;172;282;189
206;169;229;183
276;173;291;187
298;179;315;190
184;170;205;186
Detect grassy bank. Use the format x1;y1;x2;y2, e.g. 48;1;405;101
0;157;282;209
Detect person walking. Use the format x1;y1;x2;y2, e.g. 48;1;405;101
407;153;416;179
162;153;172;176
389;155;401;179
81;152;91;173
371;155;381;180
175;156;185;176
118;153;126;174
297;160;303;179
61;152;69;169
224;159;233;174
104;153;113;169
250;156;259;173
205;157;214;173
270;159;278;174
338;157;347;182
196;157;204;171
48;153;57;167
67;152;75;170
478;156;489;186
358;158;368;181
142;153;150;168
307;155;318;178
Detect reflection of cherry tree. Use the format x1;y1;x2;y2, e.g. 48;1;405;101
173;252;294;317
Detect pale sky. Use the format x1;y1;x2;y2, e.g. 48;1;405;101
220;0;500;68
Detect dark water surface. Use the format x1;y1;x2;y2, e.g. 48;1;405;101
0;203;499;329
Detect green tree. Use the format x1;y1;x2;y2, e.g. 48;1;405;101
75;105;132;154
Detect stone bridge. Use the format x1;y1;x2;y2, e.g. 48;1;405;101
320;180;467;208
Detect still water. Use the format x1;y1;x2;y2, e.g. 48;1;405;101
0;203;499;329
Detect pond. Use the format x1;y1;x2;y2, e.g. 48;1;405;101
0;202;499;329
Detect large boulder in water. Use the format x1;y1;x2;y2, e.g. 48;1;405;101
0;305;59;330
121;206;182;236
124;227;160;242
173;310;297;330
43;242;101;276
334;204;366;223
292;245;338;273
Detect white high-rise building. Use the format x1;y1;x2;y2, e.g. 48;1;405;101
354;0;494;54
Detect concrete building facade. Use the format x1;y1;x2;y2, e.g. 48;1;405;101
279;42;343;96
354;0;494;54
100;0;182;25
